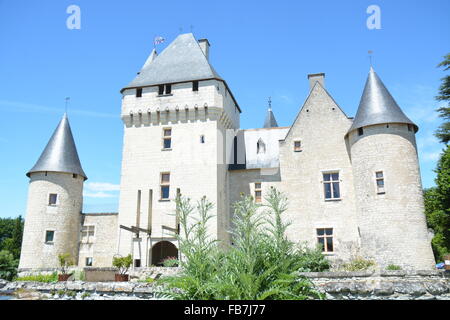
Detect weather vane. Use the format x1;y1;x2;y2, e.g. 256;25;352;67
368;50;374;67
65;97;70;113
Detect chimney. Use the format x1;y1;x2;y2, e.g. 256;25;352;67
308;73;325;90
198;38;210;60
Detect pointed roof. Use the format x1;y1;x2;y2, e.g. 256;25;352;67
263;108;279;128
348;67;417;134
27;114;87;180
122;33;222;91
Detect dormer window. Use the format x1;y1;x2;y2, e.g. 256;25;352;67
358;128;364;136
257;139;266;154
158;84;172;96
193;81;199;92
136;88;142;98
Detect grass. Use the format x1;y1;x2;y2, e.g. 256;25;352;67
14;272;58;283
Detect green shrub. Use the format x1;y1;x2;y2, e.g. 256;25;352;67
81;292;91;299
112;254;132;275
159;189;325;300
162;257;179;267
15;272;58;283
386;264;402;271
0;250;18;281
58;253;74;275
341;257;376;271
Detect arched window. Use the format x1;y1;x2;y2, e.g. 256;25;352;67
257;138;266;154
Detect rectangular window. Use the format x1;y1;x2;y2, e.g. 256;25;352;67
407;124;412;132
81;225;95;243
160;172;170;200
45;230;54;243
358;127;364;136
163;128;172;149
73;174;78;179
165;84;172;95
85;257;93;267
136;88;142;98
294;140;302;152
49;193;57;205
158;85;164;95
375;171;385;194
317;228;333;252
134;259;141;268
323;172;340;200
254;183;262;203
193;81;199;92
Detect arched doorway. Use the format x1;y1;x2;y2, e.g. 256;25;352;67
151;241;178;266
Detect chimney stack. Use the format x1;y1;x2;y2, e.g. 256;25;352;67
198;38;210;60
308;73;325;90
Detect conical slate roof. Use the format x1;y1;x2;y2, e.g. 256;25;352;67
348;67;417;134
122;33;222;91
263;108;279;128
27;114;87;180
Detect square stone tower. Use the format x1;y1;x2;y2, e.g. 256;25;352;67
117;33;241;267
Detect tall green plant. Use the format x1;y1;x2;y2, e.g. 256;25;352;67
159;188;327;300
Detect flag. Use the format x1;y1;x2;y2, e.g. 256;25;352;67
154;36;165;45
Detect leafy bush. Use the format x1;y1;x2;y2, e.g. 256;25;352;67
341;257;376;271
386;264;402;271
58;253;74;275
0;250;18;281
15;272;58;283
159;188;325;300
162;257;179;267
112;254;132;275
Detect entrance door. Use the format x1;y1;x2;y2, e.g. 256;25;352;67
151;241;178;266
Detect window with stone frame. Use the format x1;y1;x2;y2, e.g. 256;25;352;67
48;193;58;205
294;140;302;152
323;172;340;200
81;225;95;243
254;182;262;203
163;128;172;149
375;171;385;194
85;257;93;267
160;172;170;200
317;228;333;252
45;230;54;243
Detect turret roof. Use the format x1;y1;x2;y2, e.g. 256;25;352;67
348;67;417;134
27;114;87;180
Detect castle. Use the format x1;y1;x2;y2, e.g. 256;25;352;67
19;33;436;271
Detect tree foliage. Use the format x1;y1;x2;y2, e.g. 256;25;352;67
424;145;450;262
435;53;450;144
0;250;18;281
159;188;329;300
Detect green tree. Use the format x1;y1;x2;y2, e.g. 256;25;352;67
160;189;328;300
435;53;450;144
3;216;23;260
0;250;18;281
424;144;450;261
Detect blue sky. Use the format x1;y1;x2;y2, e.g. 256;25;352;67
0;0;448;218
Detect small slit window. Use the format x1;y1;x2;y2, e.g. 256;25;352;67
49;193;57;205
407;124;412;132
254;183;262;203
193;81;199;92
257;139;266;154
136;88;142;98
160;173;170;200
375;171;385;194
45;230;54;243
200;135;205;144
163;128;172;149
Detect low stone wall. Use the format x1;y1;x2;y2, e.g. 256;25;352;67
3;270;449;300
301;270;450;300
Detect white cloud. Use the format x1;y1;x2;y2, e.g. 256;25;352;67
85;182;120;192
421;151;442;162
83;191;116;198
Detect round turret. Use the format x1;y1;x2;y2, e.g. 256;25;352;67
19;114;86;270
347;68;435;270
